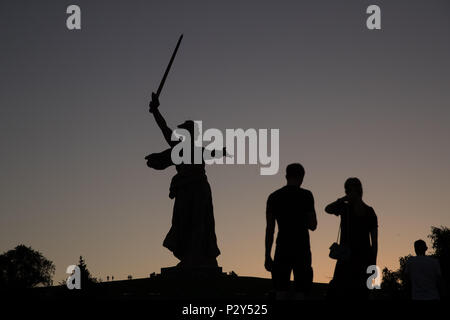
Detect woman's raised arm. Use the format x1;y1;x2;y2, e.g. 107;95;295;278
325;197;347;216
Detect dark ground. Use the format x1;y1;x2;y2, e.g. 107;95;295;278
27;267;332;300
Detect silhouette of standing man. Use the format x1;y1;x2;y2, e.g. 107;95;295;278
265;163;317;299
405;240;444;300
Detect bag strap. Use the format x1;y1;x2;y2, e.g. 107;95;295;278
345;202;350;243
336;220;341;244
337;202;351;244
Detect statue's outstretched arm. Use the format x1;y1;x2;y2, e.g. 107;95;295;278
203;147;231;160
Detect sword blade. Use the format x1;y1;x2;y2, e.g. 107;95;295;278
156;34;183;98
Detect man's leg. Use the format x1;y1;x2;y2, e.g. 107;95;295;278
273;248;292;299
293;251;313;297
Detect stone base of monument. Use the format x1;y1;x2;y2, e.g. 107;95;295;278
160;265;225;279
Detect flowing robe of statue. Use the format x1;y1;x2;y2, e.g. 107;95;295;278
163;161;220;266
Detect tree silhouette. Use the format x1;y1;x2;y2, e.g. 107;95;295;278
381;255;411;299
429;226;450;297
77;256;98;290
0;244;55;289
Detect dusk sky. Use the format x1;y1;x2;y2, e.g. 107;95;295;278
1;0;450;284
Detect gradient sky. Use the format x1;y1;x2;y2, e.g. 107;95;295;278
1;0;450;284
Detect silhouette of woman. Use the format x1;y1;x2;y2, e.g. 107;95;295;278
145;93;220;268
325;178;378;299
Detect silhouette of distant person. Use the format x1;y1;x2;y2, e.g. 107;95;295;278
325;177;378;300
146;93;221;267
405;239;443;300
265;163;317;299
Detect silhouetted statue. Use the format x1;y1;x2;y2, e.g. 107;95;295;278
265;163;317;299
405;239;443;300
146;93;221;268
325;177;378;300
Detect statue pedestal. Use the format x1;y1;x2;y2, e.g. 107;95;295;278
160;265;224;279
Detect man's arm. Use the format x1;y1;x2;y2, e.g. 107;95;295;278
370;227;378;264
265;200;275;272
435;261;446;299
307;210;317;231
307;192;317;231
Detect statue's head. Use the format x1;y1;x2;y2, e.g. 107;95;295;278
177;120;200;142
